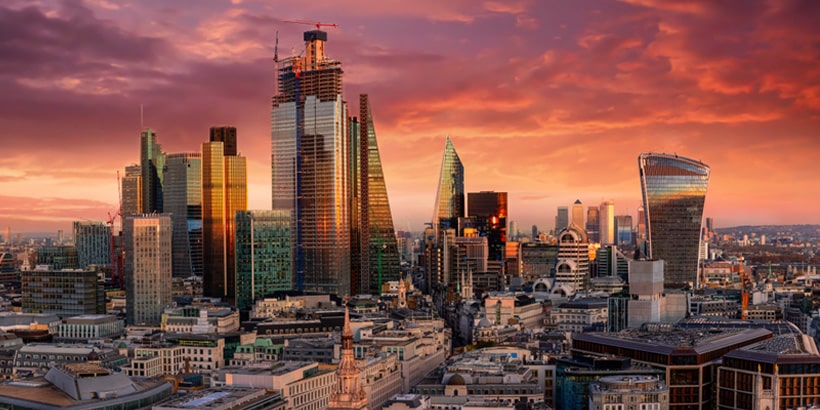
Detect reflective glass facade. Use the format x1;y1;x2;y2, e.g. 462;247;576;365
73;221;111;268
467;191;508;263
140;128;164;213
433;137;464;229
235;210;291;311
121;164;142;216
271;31;350;295
639;153;710;288
164;152;202;277
615;215;633;246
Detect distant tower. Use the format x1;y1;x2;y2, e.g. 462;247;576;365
124;214;172;325
202;132;247;304
164;152;203;278
555;224;590;292
555;206;569;233
140;128;164;213
531;224;538;241
121;164;142;217
397;276;408;308
433;137;465;229
467;191;508;263
572;199;584;228
73;221;111;268
639;153;710;288
615;215;633;246
599;200;615;245
328;299;368;410
508;220;518;241
234;210;291;311
586;206;600;243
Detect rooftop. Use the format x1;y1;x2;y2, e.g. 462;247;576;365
154;387;271;409
725;334;820;364
574;327;772;356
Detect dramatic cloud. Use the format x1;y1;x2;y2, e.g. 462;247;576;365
0;0;818;233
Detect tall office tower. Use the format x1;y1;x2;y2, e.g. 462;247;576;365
328;301;368;410
453;236;488;286
704;217;714;241
73;221;111;268
467;191;508;265
614;215;633;246
508;221;518;241
555;206;569;233
636;206;647;248
209;126;237;157
532;225;538;241
235;210;291;311
121;164;142;216
203;139;247;303
164;152;203;278
599;200;615;245
639;153;710;288
572;199;584;228
123;214;172;326
140;128;165;213
56;230;64;245
433;136;465;229
554;225;590;292
350;95;401;295
586;207;600;243
272;29;351;296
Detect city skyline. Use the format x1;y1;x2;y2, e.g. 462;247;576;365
2;0;819;233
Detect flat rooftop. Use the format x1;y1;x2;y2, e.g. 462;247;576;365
574;327;772;356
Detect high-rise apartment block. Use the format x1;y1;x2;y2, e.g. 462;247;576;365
164;152;203;277
203;133;247;303
272;30;351;296
124;214;172;325
599;200;615;245
73;221;111;268
234;210;291;311
121;164;142;216
639;152;710;288
140;128;164;213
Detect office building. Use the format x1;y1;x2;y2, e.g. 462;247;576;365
235;210;291;311
72;221;110;268
639;153;710;288
614;214;632;246
521;242;558;281
508;220;518;240
203;133;247;303
636;206;647;249
586;206;599;243
210;125;237;156
124;214;172;326
57;314;124;342
599;200;615;245
272;30;351;295
350;94;401;295
555;206;569;233
35;245;78;270
21;266;104;317
554;224;590;292
217;361;336;410
121;164;142;216
532;224;538;241
140;128;164;213
164;152;203;277
589;376;669;410
433;136;465;229
571;199;584;228
467;191;508;263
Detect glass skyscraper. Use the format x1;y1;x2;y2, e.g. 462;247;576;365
467;191;508;263
203;135;247;303
121;164;142;217
639;152;710;288
350;95;401;295
614;215;633;246
433;136;464;229
272;30;350;295
140;128;164;213
235;210;291;311
164;152;202;278
73;221;111;268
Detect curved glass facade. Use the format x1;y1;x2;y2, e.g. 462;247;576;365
433;137;465;228
639;153;710;288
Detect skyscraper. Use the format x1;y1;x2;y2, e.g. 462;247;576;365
73;221;111;268
235;210;291;311
614;215;633;246
433;136;465;229
555;225;590;292
350;95;401;295
555;206;569;233
124;214;172;326
639;152;710;288
467;191;508;264
572;199;584;228
599;200;615;245
164;152;202;278
586;206;600;243
272;29;350;296
203;135;247;303
140;128;164;213
121;164;142;216
532;225;538;241
209;126;237;157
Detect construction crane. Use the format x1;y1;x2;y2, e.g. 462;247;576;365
107;171;124;289
282;19;339;31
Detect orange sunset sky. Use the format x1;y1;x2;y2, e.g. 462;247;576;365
1;0;819;234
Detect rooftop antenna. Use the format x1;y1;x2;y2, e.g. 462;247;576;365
273;30;279;63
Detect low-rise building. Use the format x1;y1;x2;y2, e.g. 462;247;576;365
589;375;669;410
123;343;185;377
163;307;240;334
215;361;336;410
153;386;286;410
56;314;124;342
13;344;127;376
551;297;608;333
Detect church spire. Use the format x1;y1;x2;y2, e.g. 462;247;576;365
328;297;368;410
